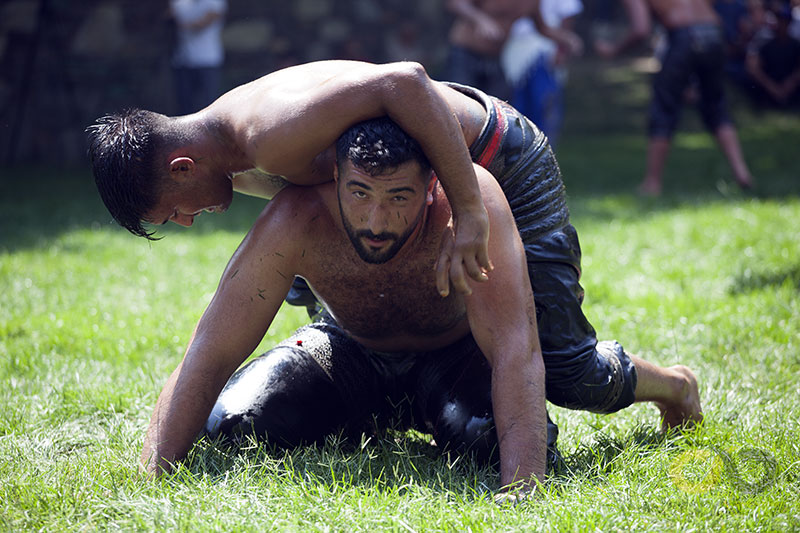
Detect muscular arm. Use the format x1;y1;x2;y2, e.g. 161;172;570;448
222;61;491;294
525;0;584;56
463;166;546;492
594;0;651;58
446;0;505;42
140;196;301;475
746;46;800;104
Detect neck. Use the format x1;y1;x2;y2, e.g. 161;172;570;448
176;113;252;174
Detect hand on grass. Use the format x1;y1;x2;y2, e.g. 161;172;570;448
493;488;533;507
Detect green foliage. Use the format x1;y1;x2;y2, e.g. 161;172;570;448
2;64;800;530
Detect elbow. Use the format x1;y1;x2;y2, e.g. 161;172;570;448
389;61;429;88
491;342;545;381
381;61;435;106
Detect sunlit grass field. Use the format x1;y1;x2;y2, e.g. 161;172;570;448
2;62;799;530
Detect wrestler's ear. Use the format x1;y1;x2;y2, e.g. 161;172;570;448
168;156;196;183
333;159;340;183
425;172;437;205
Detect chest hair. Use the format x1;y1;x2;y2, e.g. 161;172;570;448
305;229;466;340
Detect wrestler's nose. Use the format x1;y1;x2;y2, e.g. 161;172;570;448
171;213;195;227
366;204;390;234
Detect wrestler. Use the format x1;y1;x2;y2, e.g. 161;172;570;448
88;61;491;297
594;0;754;195
140;117;702;499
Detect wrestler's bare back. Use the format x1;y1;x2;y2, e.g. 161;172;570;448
208;61;487;187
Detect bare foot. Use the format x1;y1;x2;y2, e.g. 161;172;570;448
637;179;662;197
735;174;754;191
656;365;703;431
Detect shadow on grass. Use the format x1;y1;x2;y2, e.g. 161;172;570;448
728;263;800;294
175;430;502;501
555;425;672;483
170;424;695;501
0;167;269;253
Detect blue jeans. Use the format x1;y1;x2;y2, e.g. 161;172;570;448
510;58;563;147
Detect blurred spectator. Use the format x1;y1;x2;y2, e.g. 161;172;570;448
169;0;227;115
594;0;754;195
336;37;372;62
746;4;800;107
445;0;520;99
501;0;583;147
791;0;800;40
714;0;760;85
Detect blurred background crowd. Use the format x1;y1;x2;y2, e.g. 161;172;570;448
0;0;798;166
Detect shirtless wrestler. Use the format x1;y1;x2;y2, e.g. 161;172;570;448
88;60;492;297
139;118;702;499
594;0;754;195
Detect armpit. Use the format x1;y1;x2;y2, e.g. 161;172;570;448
232;169;290;199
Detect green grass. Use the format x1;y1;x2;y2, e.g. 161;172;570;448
2;62;800;530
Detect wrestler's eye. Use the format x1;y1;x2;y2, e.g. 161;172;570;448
392;195;408;202
352;190;368;199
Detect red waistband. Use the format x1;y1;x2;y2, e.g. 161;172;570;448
475;99;506;168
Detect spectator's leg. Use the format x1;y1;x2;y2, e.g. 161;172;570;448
643;32;693;195
693;26;754;189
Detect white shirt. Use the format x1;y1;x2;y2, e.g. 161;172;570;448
170;0;227;68
502;0;583;85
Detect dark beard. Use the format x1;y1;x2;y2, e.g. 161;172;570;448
338;194;425;264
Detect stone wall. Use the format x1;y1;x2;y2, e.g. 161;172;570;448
0;0;453;165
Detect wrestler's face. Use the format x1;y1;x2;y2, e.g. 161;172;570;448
336;159;434;264
143;162;234;227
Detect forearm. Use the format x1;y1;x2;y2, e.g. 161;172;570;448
600;0;650;58
447;0;490;26
140;353;231;475
491;350;547;489
746;57;780;93
530;10;580;54
384;65;484;217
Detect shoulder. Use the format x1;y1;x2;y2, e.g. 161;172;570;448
474;164;510;217
245;184;335;256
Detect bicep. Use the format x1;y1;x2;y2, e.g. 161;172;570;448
252;62;445;176
185;210;299;375
251;63;403;172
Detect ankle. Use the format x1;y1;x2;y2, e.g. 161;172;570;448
668;365;692;401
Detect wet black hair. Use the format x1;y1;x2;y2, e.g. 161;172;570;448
86;109;166;239
335;117;432;178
